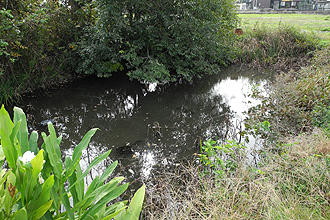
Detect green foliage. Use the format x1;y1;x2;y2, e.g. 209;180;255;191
0;0;95;104
312;103;330;133
198;139;246;178
78;0;238;83
0;105;145;219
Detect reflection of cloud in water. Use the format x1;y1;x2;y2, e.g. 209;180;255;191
124;95;135;116
147;82;157;93
209;76;268;162
210;77;266;119
140;151;156;178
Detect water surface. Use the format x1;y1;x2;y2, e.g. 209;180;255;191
16;66;273;184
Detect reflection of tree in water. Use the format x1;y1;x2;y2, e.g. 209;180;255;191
166;94;233;150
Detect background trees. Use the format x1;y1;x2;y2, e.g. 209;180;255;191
0;0;93;103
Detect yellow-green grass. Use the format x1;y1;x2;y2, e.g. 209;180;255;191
238;13;330;42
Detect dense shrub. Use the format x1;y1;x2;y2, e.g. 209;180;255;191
77;0;238;83
0;1;92;104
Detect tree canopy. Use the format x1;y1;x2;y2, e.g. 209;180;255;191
77;0;238;83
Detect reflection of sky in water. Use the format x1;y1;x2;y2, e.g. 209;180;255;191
209;76;268;160
140;151;156;178
210;77;265;119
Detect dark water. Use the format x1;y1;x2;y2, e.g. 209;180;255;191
13;66;273;186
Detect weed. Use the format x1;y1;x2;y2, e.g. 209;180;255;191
198;139;246;178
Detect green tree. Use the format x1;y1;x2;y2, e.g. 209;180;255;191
0;0;94;104
78;0;238;83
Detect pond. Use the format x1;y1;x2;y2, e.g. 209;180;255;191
13;66;273;187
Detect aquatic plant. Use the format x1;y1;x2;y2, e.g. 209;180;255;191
198;139;246;178
0;105;145;219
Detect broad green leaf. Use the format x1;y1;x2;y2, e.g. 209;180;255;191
28;175;54;218
123;185;145;220
81;177;125;213
114;202;127;220
102;207;126;220
68;150;111;190
91;177;125;204
72;128;98;163
87;176;124;200
104;201;127;217
14;208;28;220
75;163;84;202
13;107;29;154
10;120;21;154
32;200;52;220
41;132;62;179
98;160;118;186
66;157;79;206
68;177;125;215
4;189;13;215
29;131;39;154
84;176;99;198
61;185;74;220
23;150;45;203
0;145;5;161
66;177;98;215
0;130;17;169
50;187;59;212
31;150;44;180
0;105;14;139
47;123;61;159
81;183;129;219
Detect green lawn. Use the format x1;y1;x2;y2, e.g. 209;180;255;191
238;13;330;41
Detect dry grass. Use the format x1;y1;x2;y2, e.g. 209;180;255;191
142;129;330;219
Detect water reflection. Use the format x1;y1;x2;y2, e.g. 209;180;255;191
14;66;273;183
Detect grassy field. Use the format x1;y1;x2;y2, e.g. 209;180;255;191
238;13;330;41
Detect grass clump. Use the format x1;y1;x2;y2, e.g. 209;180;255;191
234;23;317;71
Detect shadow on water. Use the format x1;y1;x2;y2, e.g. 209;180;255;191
10;66;274;187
